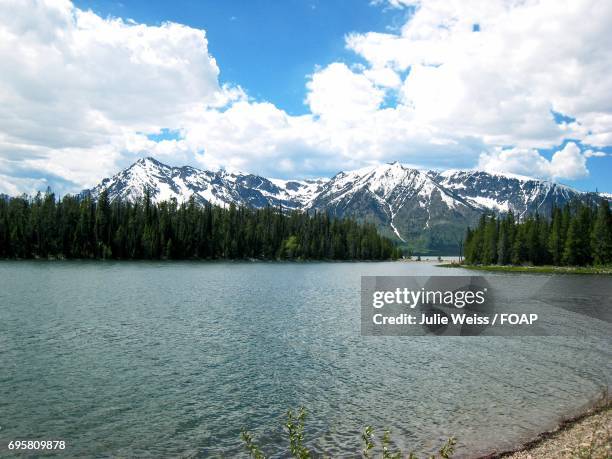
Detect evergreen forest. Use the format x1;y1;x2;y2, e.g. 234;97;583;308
464;199;612;266
0;190;402;261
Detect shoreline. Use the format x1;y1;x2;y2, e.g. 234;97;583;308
0;257;402;263
477;397;611;459
438;263;612;275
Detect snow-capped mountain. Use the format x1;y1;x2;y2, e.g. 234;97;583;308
85;157;326;210
431;169;581;218
309;162;481;246
83;157;598;252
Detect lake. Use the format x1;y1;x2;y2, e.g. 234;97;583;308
0;261;610;457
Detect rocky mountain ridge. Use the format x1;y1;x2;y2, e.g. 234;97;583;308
83;157;599;252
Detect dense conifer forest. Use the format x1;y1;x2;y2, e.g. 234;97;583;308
0;190;402;260
464;199;612;266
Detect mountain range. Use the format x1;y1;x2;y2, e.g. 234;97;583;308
84;157;602;253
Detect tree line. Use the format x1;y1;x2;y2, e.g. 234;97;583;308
0;190;402;261
464;199;612;266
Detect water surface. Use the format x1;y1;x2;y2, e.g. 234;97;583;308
0;261;610;457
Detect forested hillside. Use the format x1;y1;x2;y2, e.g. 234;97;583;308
464;200;612;266
0;190;401;261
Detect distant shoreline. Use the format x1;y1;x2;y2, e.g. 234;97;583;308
0;257;402;263
438;263;612;275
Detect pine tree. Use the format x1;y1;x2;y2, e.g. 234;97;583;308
511;226;527;265
591;200;612;265
563;216;580;266
497;219;510;265
466;215;486;264
95;189;111;257
548;207;564;265
575;205;593;265
482;216;498;264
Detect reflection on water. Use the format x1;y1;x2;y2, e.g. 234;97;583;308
0;261;609;457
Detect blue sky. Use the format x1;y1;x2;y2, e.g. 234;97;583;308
0;0;610;194
72;0;610;192
540;144;611;193
74;0;410;115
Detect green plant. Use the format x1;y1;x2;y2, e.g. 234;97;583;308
381;429;401;459
242;407;456;458
286;407;311;459
240;429;265;459
438;436;457;459
362;426;374;458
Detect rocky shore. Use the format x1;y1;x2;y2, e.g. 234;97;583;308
494;403;610;459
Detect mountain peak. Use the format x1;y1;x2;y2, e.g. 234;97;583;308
87;157;325;210
84;158;594;251
134;156;167;168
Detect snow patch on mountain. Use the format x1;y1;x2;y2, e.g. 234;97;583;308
467;196;511;213
268;178;328;207
87;157;326;210
598;192;612;201
430;169;582;218
84;157;596;249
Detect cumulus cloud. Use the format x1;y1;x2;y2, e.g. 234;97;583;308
478;142;590;181
0;0;222;192
348;0;612;149
306;63;385;121
0;0;610;194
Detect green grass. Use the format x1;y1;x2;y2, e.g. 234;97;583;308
437;263;612;275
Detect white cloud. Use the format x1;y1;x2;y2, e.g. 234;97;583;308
584;150;608;158
0;172;48;197
363;67;402;89
305;63;385;121
0;0;221;193
478;142;589;181
348;0;612;148
0;0;610;195
549;142;590;180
